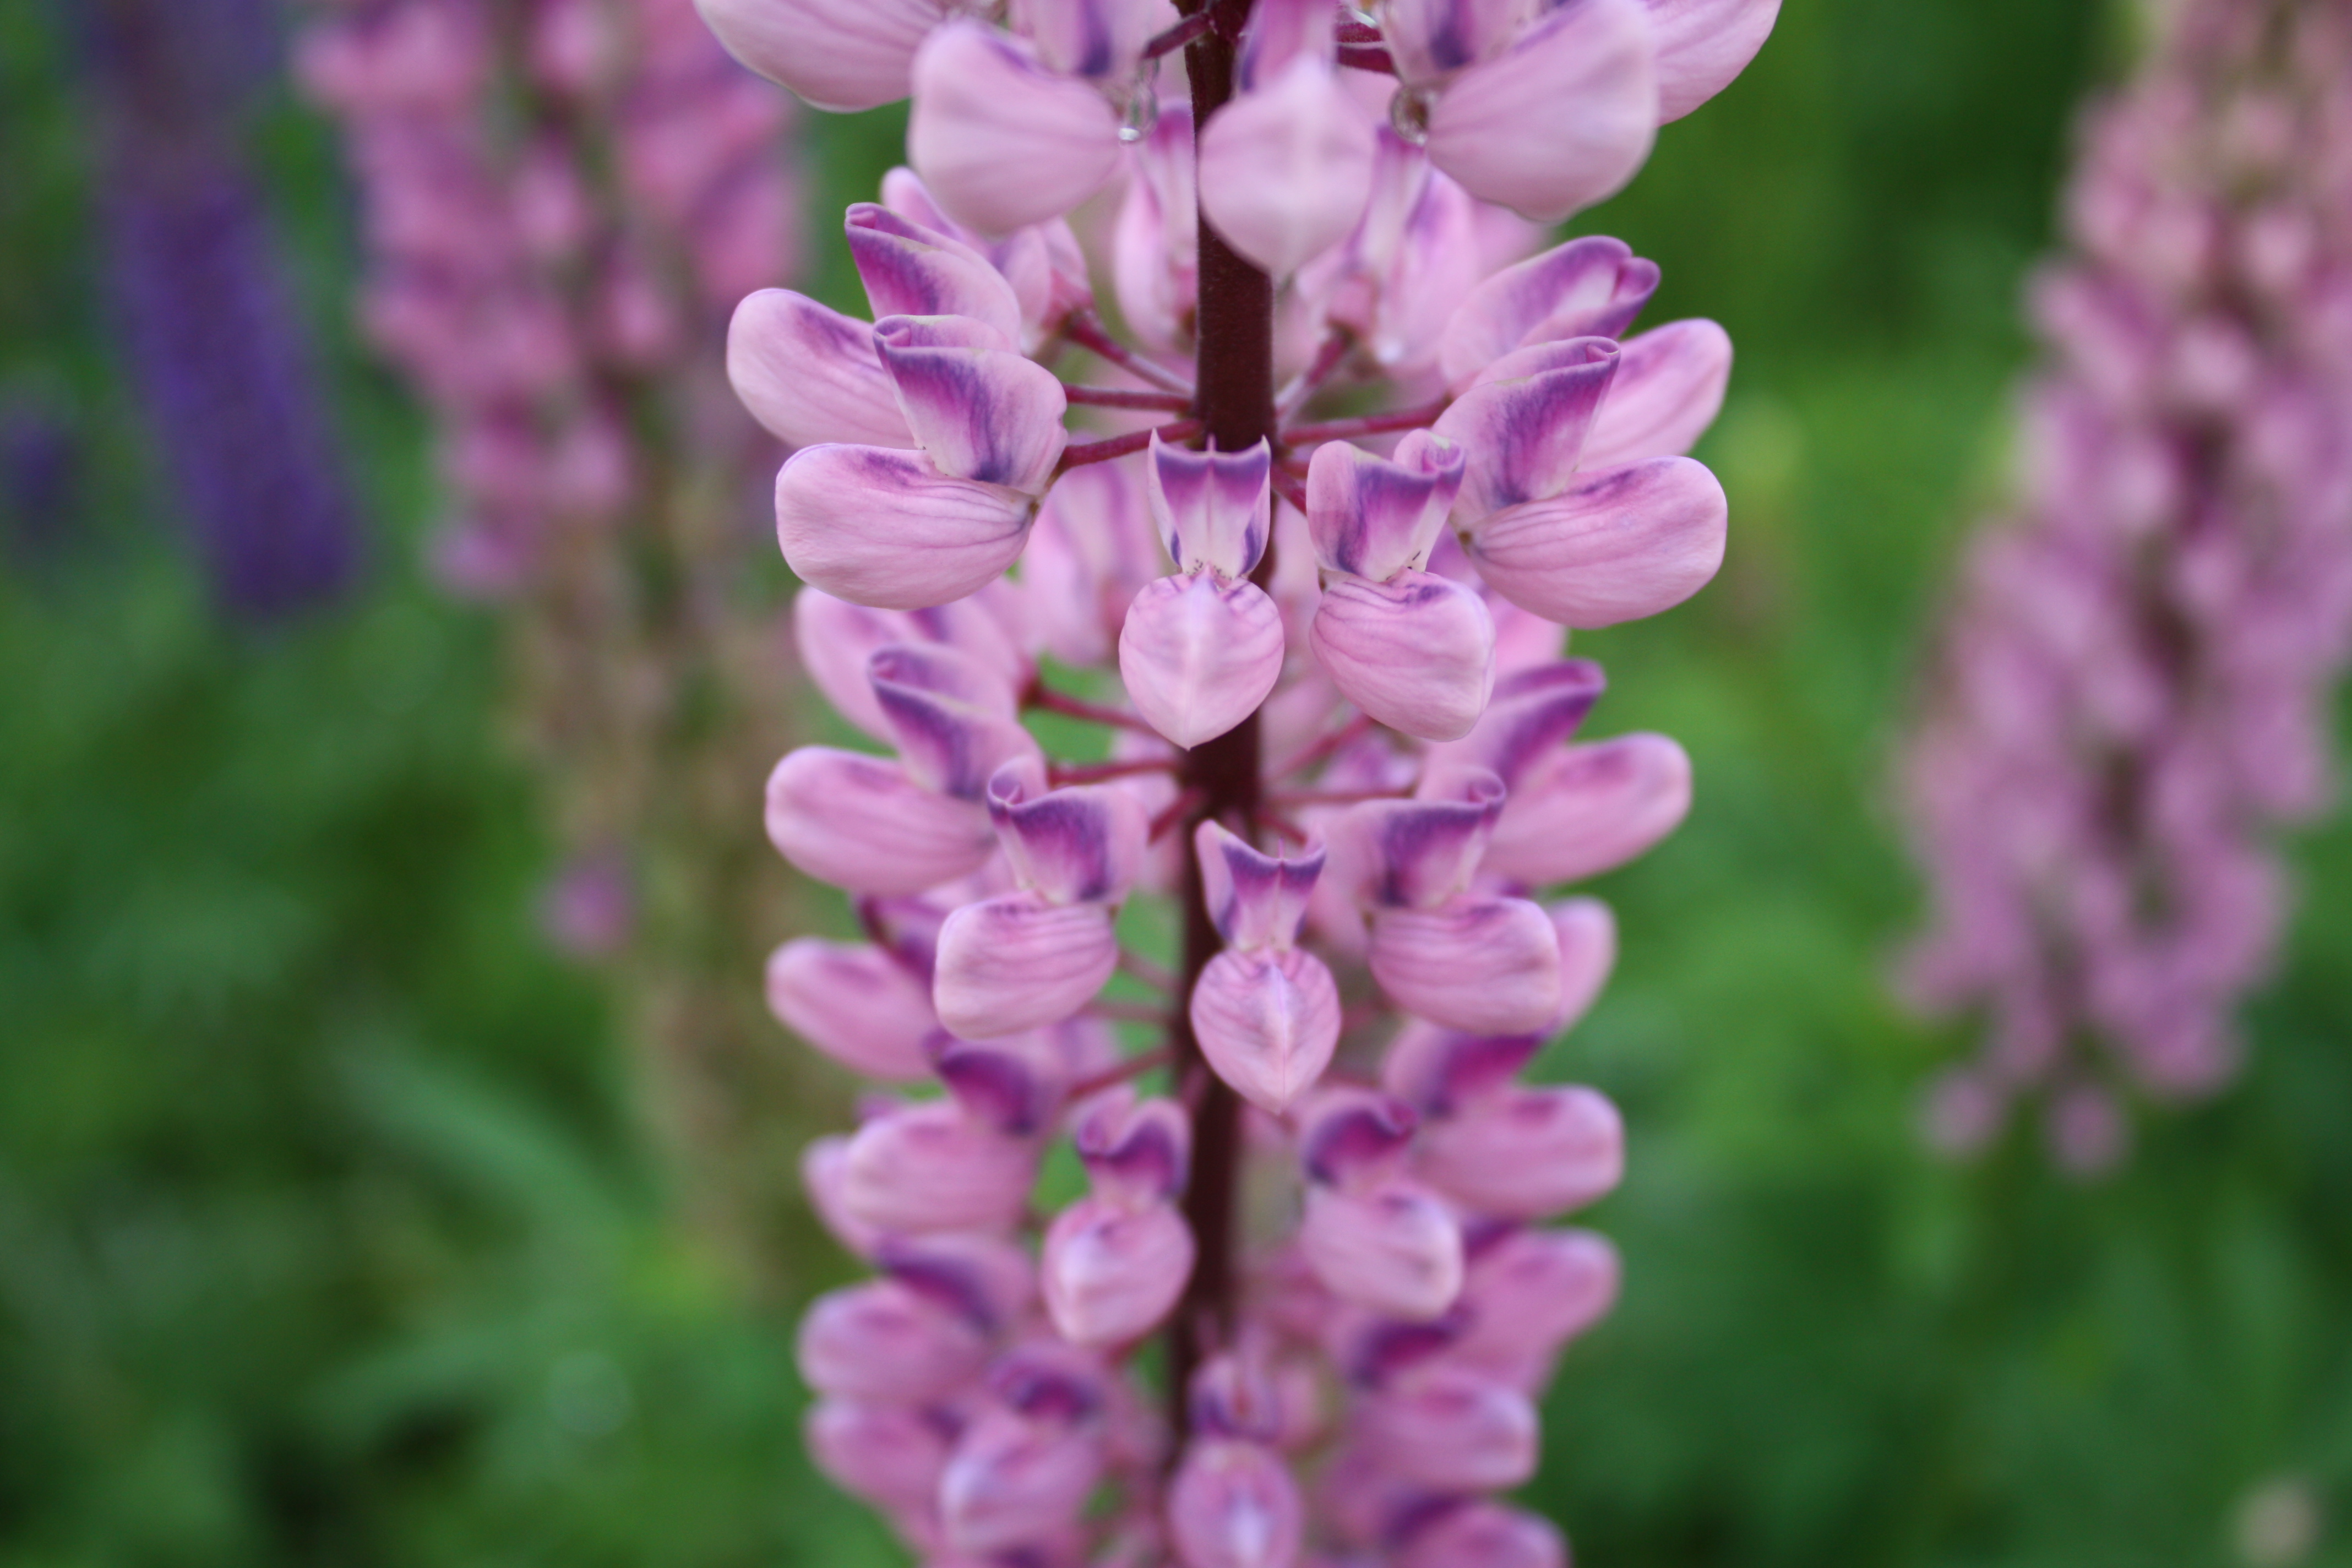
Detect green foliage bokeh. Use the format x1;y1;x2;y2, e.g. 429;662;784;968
3;0;2349;1564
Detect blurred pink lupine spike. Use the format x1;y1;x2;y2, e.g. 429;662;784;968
801;1135;884;1257
838;1099;1038;1234
764;746;996;894
731;0;1773;1542
1420;0;1659;222
875;314;1071;490
910;21;1125;236
1166;1438;1307;1568
1640;0;1784;122
1197;0;1374;276
774;444;1037;611
1415;1084;1624;1218
1483;731;1694;885
870;643;1042;801
1578;317;1735;469
845;203;1027;341
726;289;916;448
1436;337;1624;524
1462;455;1729;628
1299;1179;1465;1320
693;0;946;110
1439;234;1661;391
797;1278;991;1404
1395;1501;1568;1568
1357;1365;1539;1492
1190;823;1343;1112
805;1400;954;1516
763;938;938;1080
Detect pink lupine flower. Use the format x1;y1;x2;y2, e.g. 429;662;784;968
725;0;1775;1554
1901;0;2352;1163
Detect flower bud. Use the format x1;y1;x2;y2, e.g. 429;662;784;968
873;644;1042;802
876;314;1069;492
1119;571;1288;749
1072;1089;1191;1204
1380;1023;1543;1115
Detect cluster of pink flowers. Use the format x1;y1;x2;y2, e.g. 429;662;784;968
297;0;799;595
723;1;1773;1562
1902;0;2352;1173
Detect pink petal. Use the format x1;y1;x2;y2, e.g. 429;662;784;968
794;583;1032;741
1396;1502;1566;1568
1305;431;1464;582
1368;894;1561;1034
1311;571;1496;742
1190;948;1343;1113
802;1136;884;1257
840;1099;1038;1233
1547;896;1619;1032
1424;657;1607;786
1166;1439;1306;1568
1379;0;1529;84
934;890;1120;1039
805;1400;954;1516
909;22;1125;236
934;1037;1061;1135
1195;820;1324;951
726;290;914;450
775;444;1035;611
1379;1023;1543;1115
872;644;1042;801
1023;455;1162;665
764;938;939;1080
1309;129;1486;377
1198;57;1377;276
1464;455;1727;627
1449;1227;1620;1389
764;746;994;894
1578;318;1733;470
1010;0;1154;80
1433;337;1621;524
1324;769;1505;911
939;1407;1107;1557
987;758;1151;903
692;0;943;111
1148;432;1273;579
844;202;1026;343
1238;0;1338;85
1415;1084;1623;1218
1071;1087;1192;1203
878;1231;1039;1332
1112;103;1200;355
876;315;1070;492
1298;1087;1420;1189
1299;1180;1464;1320
1357;1367;1538;1491
1426;0;1659;222
1118;571;1287;749
1041;1195;1197;1347
797;1279;990;1403
1640;0;1781;122
1438;234;1660;391
1483;731;1693;884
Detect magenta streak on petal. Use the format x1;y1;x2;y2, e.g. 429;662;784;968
1301;1091;1420;1185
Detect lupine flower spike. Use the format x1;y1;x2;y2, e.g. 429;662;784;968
728;0;1774;1559
1901;0;2352;1175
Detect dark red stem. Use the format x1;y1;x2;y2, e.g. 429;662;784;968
1051;756;1180;785
1027;681;1159;733
1057;420;1205;473
1335;43;1396;73
1336;19;1383;45
1066;310;1196;395
1283;396;1449;447
1164;0;1276;1444
1144;10;1213;57
1063;384;1197;412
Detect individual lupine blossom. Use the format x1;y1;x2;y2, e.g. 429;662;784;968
729;0;1771;1561
298;0;819;1250
86;0;364;619
1900;0;2352;1176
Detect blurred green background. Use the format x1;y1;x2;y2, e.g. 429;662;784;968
5;0;2350;1563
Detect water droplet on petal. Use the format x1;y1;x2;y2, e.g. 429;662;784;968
1118;79;1159;144
1389;84;1435;147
